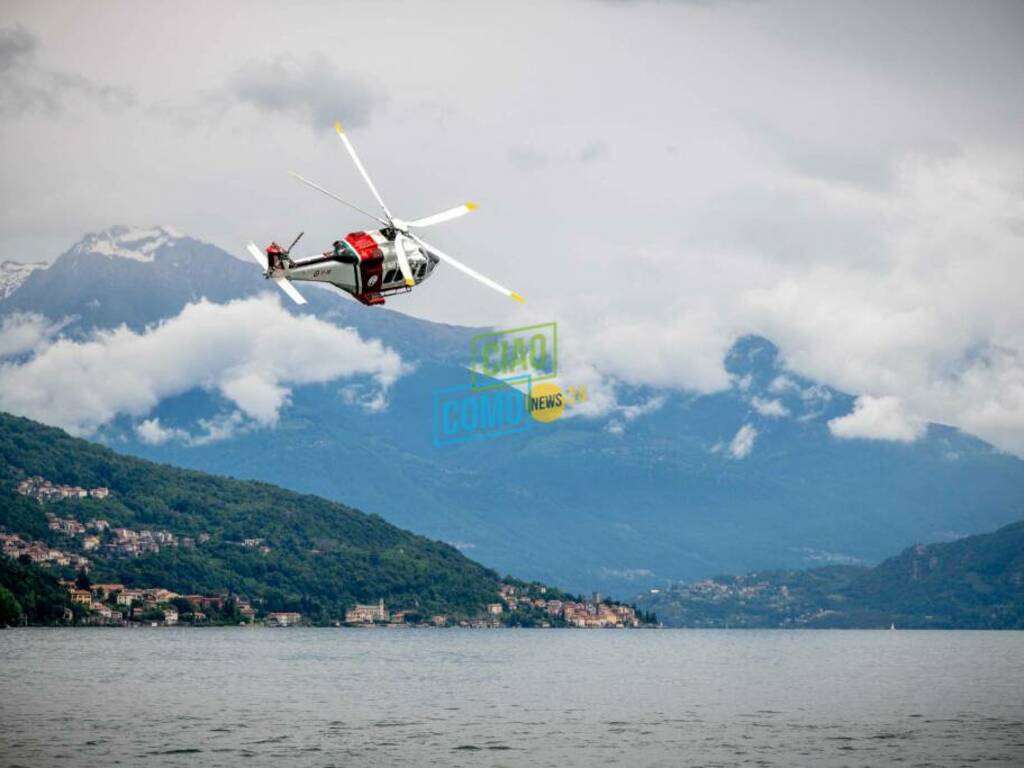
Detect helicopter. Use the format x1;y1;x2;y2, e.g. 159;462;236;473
246;121;525;307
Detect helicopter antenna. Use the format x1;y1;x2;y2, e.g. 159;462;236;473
286;231;304;255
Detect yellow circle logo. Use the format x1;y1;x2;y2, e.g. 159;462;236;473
530;382;565;423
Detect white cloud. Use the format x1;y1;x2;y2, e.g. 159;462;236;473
768;375;797;394
605;394;667;436
828;395;925;443
0;295;407;436
3;2;1024;454
750;397;789;418
0;312;62;358
728;423;758;459
136;412;248;446
135;418;188;445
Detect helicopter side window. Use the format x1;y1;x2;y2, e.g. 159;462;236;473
383;269;396;284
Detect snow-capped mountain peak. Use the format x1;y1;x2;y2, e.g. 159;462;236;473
0;259;48;300
70;225;185;263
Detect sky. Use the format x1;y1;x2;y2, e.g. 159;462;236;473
2;0;1024;453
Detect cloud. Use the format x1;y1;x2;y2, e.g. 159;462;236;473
727;423;758;459
0;312;64;358
3;2;1024;456
828;395;925;443
605;394;667;435
0;26;134;117
135;412;248;446
599;567;656;581
508;139;610;171
0;26;34;71
0;295;408;436
229;53;380;129
135;418;189;445
750;396;788;418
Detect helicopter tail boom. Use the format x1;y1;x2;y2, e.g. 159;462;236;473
245;241;308;306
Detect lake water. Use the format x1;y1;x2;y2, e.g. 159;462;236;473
1;628;1022;767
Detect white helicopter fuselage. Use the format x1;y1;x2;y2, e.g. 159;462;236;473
270;229;438;306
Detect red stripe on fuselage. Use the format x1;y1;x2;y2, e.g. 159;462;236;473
346;231;385;303
345;231;381;261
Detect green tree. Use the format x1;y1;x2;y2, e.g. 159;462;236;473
139;608;165;623
74;568;91;590
0;586;23;626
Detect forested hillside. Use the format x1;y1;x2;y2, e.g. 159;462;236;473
638;521;1024;629
0;411;503;622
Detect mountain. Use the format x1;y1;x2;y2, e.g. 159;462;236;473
0;411;513;622
636;520;1024;629
0;226;476;360
1;227;260;335
0;260;47;301
4;227;1024;596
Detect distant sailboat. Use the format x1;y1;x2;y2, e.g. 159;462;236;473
889;623;896;630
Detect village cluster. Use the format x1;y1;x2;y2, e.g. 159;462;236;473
1;530;91;570
341;587;640;629
494;584;642;628
6;473;644;629
60;581;259;626
16;476;110;502
47;585;643;628
0;515;215;568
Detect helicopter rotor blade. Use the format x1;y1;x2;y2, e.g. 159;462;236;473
245;241;268;270
335;120;393;224
408;203;478;228
289;173;388;226
407;233;524;303
394;234;415;287
245;242;307;305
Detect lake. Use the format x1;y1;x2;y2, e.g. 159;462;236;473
1;628;1022;766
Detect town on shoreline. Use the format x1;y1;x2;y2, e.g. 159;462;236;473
7;576;650;629
3;474;657;630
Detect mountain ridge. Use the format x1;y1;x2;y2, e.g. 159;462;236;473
637;519;1024;629
3;227;1023;596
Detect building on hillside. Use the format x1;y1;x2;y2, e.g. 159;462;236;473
116;589;143;607
70;589;92;605
184;594;225;611
90;583;125;597
163;608;179;626
345;599;389;624
266;612;302;627
487;603;504;616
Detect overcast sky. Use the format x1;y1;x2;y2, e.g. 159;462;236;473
2;0;1024;453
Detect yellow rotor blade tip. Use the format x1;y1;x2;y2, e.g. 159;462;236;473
334;120;345;135
511;292;526;304
466;202;479;211
405;278;415;287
